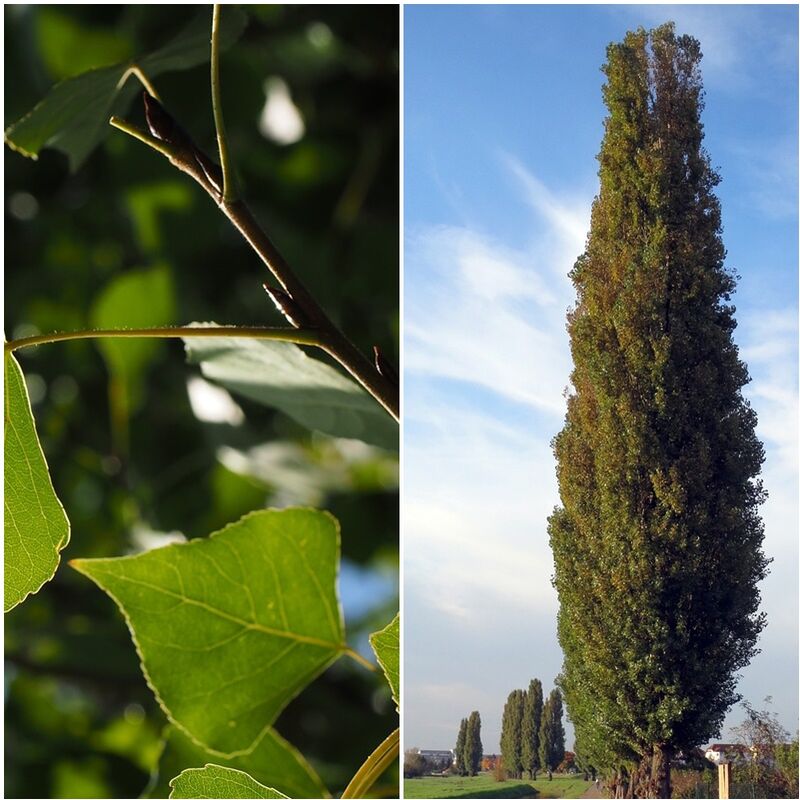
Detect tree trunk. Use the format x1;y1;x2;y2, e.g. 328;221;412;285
632;745;671;798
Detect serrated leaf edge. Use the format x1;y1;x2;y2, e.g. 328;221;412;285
369;612;399;707
4;351;71;612
71;507;345;759
168;764;288;799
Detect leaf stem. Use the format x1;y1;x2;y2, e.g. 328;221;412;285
110;114;399;423
4;326;319;354
211;5;237;202
220;200;399;422
343;647;377;672
341;728;399;799
116;65;160;99
109;116;175;160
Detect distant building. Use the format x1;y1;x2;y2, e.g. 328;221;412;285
704;744;753;765
418;749;454;770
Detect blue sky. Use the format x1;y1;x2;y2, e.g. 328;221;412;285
403;5;798;754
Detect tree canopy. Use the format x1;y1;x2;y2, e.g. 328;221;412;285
549;22;768;798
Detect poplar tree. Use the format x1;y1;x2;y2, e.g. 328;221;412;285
539;689;566;776
464;710;484;776
500;689;526;779
549;22;768;798
455;717;468;776
521;678;544;779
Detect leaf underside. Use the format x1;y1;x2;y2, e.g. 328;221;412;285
72;508;345;755
145;724;328;799
370;613;399;707
184;328;398;452
4;352;71;612
4;8;248;171
169;764;287;799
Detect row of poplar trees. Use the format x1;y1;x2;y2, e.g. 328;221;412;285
549;22;767;800
454;711;483;776
500;680;565;780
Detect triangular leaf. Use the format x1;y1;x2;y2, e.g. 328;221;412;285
4;351;71;612
369;613;399;707
5;8;248;171
145;724;329;799
71;508;345;755
184;328;398;452
169;765;287;799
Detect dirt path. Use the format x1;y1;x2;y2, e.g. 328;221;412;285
580;783;604;798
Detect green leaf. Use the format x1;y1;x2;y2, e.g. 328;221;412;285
146;725;329;799
71;508;345;755
5;7;248;171
184;329;398;452
90;264;176;410
369;613;399;706
169;765;287;799
4;352;71;612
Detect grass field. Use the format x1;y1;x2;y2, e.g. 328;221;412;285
403;773;592;799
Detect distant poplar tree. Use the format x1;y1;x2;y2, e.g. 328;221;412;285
548;22;768;798
521;679;544;779
455;717;468;776
500;689;526;779
464;710;484;776
538;688;566;776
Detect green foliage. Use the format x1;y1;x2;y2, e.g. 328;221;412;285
464;711;483;777
185;331;398;452
4;352;70;612
6;6;399;797
168;764;287;799
501;689;526;780
4;8;247;171
71;508;345;755
538;690;565;774
521;679;543;779
145;724;328;799
549;22;768;791
370;613;399;707
90;264;176;415
455;718;468;777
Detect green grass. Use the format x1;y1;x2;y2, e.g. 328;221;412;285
403;773;592;799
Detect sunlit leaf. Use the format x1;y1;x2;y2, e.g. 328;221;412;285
71;508;346;755
369;613;399;707
146;725;328;799
185;329;398;452
5;7;248;171
4;352;70;612
169;765;287;799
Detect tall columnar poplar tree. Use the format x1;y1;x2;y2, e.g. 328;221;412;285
464;710;484;776
521;679;544;779
455;717;468;776
500;689;526;779
539;689;566;775
548;22;768;799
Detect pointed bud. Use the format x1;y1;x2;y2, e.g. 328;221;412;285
263;284;305;328
142;92;191;149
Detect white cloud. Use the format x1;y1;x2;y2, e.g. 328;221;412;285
405;157;591;416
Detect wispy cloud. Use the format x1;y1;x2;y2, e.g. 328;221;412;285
405;156;591;415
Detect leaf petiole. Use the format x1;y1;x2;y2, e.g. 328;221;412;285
341;727;399;799
4;325;319;354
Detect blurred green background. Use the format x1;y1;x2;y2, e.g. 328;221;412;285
5;5;399;798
